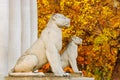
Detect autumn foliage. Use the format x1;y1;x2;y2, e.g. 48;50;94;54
37;0;120;79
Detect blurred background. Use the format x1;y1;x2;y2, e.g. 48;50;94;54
37;0;120;80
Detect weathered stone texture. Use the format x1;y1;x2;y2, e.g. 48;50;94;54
5;73;94;80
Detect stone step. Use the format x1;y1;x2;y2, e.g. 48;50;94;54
5;73;94;80
5;76;94;80
8;73;82;77
70;77;94;80
5;76;70;80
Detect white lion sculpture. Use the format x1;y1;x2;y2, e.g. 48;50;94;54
9;13;70;77
61;36;83;74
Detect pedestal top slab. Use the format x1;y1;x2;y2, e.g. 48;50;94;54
70;77;94;80
5;73;94;80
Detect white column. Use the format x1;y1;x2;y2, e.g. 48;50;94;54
30;0;38;44
8;0;21;72
21;0;31;54
0;0;9;77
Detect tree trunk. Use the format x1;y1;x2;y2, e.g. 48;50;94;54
111;50;120;80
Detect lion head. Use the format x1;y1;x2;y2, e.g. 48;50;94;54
71;36;82;45
52;13;70;28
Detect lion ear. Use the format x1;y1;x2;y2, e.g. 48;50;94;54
71;36;76;41
52;13;57;20
52;13;56;16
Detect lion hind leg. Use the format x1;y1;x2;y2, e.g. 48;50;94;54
14;55;38;72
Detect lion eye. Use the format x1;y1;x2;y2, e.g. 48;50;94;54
56;15;60;18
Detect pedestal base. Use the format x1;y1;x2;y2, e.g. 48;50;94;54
5;73;94;80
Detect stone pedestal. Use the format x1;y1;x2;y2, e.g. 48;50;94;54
71;77;94;80
5;76;69;80
5;73;94;80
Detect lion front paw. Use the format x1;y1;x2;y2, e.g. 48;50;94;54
63;73;70;77
54;73;70;77
36;72;45;77
75;71;83;77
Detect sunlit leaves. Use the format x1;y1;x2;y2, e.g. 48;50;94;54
94;34;109;46
102;6;112;16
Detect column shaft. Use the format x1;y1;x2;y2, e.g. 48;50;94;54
0;0;9;77
8;0;21;71
21;0;31;54
30;0;38;44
